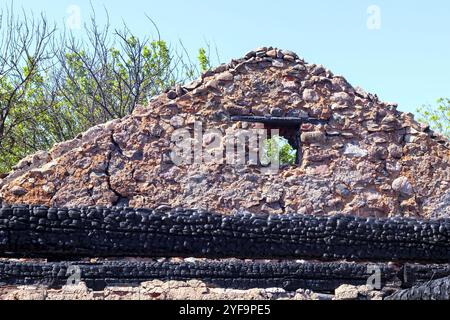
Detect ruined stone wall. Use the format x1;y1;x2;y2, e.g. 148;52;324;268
0;47;449;218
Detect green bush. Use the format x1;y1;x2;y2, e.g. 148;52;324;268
0;5;214;174
417;98;450;138
198;48;211;72
262;136;297;166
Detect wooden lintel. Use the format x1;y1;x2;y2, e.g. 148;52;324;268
231;115;327;126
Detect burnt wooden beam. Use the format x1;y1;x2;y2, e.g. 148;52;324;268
386;276;450;300
230;116;327;126
1;205;450;262
2;259;450;293
0;260;388;292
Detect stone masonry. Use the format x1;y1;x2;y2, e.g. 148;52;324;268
0;47;449;218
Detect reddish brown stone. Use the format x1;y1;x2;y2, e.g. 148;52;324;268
0;48;449;218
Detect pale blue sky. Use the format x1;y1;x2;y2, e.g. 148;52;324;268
7;0;450;114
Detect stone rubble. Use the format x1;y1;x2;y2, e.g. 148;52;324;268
0;280;393;301
0;281;321;301
0;46;449;218
333;285;384;301
0;281;389;301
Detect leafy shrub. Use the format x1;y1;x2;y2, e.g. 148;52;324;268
0;4;215;174
417;98;450;138
262;136;297;166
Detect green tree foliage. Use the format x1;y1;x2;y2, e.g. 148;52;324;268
262;136;297;166
0;8;58;174
198;48;211;72
417;98;450;138
0;5;214;174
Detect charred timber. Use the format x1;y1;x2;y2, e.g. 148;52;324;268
0;260;385;292
2;260;450;293
1;205;449;262
386;276;450;300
